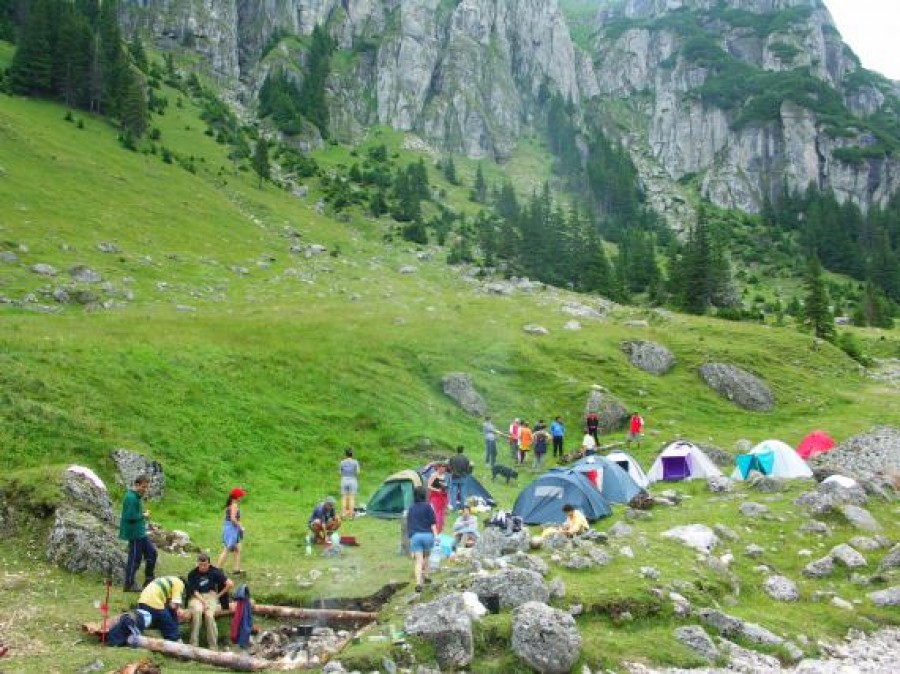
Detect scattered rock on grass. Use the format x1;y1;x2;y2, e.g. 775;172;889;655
674;625;719;662
511;601;581;674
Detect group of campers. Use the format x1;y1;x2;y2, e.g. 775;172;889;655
112;412;645;646
498;411;645;467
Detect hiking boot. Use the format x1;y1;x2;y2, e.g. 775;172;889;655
123;583;143;593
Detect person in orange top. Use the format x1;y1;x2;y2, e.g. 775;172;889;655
517;421;533;465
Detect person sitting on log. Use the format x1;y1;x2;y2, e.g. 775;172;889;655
308;496;341;544
137;576;186;642
186;552;233;649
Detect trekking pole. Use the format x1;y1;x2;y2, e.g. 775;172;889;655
100;579;112;645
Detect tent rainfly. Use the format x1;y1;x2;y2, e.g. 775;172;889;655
796;430;836;460
513;470;612;525
367;470;423;519
605;449;650;488
647;441;723;483
731;439;813;480
570;455;644;504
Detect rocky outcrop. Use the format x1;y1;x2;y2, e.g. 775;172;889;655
583;385;630;433
404;593;474;669
698;363;774;411
468;567;549;609
111;449;166;501
621;340;676;375
511;601;581;674
592;0;900;215
440;373;487;416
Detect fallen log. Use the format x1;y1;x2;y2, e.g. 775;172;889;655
127;636;271;671
251;605;378;623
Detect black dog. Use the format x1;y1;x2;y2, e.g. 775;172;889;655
491;463;519;484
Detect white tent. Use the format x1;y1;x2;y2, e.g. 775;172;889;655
731;439;813;480
647;441;723;483
606;450;650;488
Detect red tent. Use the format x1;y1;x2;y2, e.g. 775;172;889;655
797;431;836;460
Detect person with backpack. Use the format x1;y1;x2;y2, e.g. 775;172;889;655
119;474;157;593
447;445;472;510
532;421;550;470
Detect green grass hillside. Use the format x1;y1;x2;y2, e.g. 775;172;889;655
1;60;900;673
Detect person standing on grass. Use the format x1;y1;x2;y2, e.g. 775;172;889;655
550;416;565;459
517;421;533;465
532;421;549;470
586;412;600;445
482;415;498;468
427;462;450;533
407;486;438;592
119;474;157;593
448;445;472;510
186;552;233;649
217;487;246;575
627;411;645;449
339;447;360;519
508;418;521;462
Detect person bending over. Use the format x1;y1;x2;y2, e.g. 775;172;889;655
309;496;342;543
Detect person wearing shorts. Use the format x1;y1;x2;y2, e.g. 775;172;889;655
407;486;437;592
339;447;360;519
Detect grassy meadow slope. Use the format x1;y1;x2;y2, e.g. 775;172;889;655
1;49;900;672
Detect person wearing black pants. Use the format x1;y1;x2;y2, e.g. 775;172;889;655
551;416;565;458
119;475;157;592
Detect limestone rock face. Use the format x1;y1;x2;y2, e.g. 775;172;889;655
511;601;581;674
404;593;474;669
46;507;127;583
621;340;676;375
440;373;487;416
698;363;774;412
111;449;166;501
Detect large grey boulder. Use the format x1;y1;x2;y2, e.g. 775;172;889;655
763;575;800;602
583;385;629;433
475;527;529;558
404;593;473;669
878;544;900;572
803;555;836;579
111;449;165;500
620;340;676;376
674;626;719;663
697;608;783;646
698;363;774;412
840;504;881;532
62;466;115;525
661;524;718;553
830;544;868;569
868;587;900;607
440;373;486;416
501;551;549;576
469;567;549;609
511;601;581;674
46;507;126;582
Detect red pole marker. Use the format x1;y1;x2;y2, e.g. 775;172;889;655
100;579;112;644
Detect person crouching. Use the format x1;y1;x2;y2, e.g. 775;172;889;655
309;496;342;543
137;576;186;642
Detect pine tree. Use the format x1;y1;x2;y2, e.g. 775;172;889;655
119;67;148;137
8;0;55;95
128;34;148;73
441;156;457;184
471;163;487;203
802;256;835;341
252;139;270;188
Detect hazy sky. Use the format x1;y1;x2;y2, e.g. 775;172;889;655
824;0;900;80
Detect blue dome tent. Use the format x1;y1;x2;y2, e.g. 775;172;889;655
570;455;644;504
512;470;612;525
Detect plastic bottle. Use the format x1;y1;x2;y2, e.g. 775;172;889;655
305;534;312;556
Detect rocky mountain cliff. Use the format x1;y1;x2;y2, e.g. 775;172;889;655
120;0;900;218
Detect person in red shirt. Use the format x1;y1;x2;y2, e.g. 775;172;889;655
627;412;644;449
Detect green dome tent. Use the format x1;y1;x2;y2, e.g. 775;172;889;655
366;470;424;519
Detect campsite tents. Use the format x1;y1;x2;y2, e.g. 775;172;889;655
797;430;836;460
513;470;613;525
367;470;423;519
647;441;723;483
731;440;813;480
606;450;650;488
570;455;644;504
420;463;496;509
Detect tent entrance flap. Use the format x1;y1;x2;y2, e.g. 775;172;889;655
736;451;775;479
662;456;689;481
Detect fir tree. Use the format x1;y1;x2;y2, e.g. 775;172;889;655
119;67;148;136
8;0;54;95
802;256;835;341
471;163;487;203
252;139;271;188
